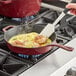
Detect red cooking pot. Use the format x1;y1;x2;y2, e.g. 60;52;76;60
0;0;42;18
3;24;74;55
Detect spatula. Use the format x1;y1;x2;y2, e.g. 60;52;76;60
40;11;67;37
40;0;76;37
40;23;55;37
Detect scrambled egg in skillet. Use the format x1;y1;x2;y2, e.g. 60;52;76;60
8;32;51;48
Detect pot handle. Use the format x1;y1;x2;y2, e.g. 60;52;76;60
47;43;74;51
0;0;12;4
3;25;15;32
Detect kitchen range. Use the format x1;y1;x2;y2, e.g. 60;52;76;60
0;0;76;76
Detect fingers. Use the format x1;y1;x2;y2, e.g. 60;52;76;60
66;3;76;15
66;3;76;9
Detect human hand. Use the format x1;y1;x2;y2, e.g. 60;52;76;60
66;3;76;15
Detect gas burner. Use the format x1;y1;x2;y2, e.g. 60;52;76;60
3;15;36;24
66;16;76;33
56;26;75;38
18;54;41;59
12;16;35;23
55;14;76;39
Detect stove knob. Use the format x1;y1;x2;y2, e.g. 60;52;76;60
66;67;76;76
66;68;72;75
71;67;76;76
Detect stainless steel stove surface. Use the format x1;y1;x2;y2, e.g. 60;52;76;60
0;1;76;75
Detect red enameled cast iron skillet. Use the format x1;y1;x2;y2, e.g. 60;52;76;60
3;24;74;55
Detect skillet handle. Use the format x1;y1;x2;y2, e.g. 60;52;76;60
3;25;15;32
0;0;12;4
47;44;74;51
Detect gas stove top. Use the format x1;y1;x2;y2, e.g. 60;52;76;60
0;1;76;76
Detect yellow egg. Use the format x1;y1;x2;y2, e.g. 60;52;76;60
8;32;51;48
